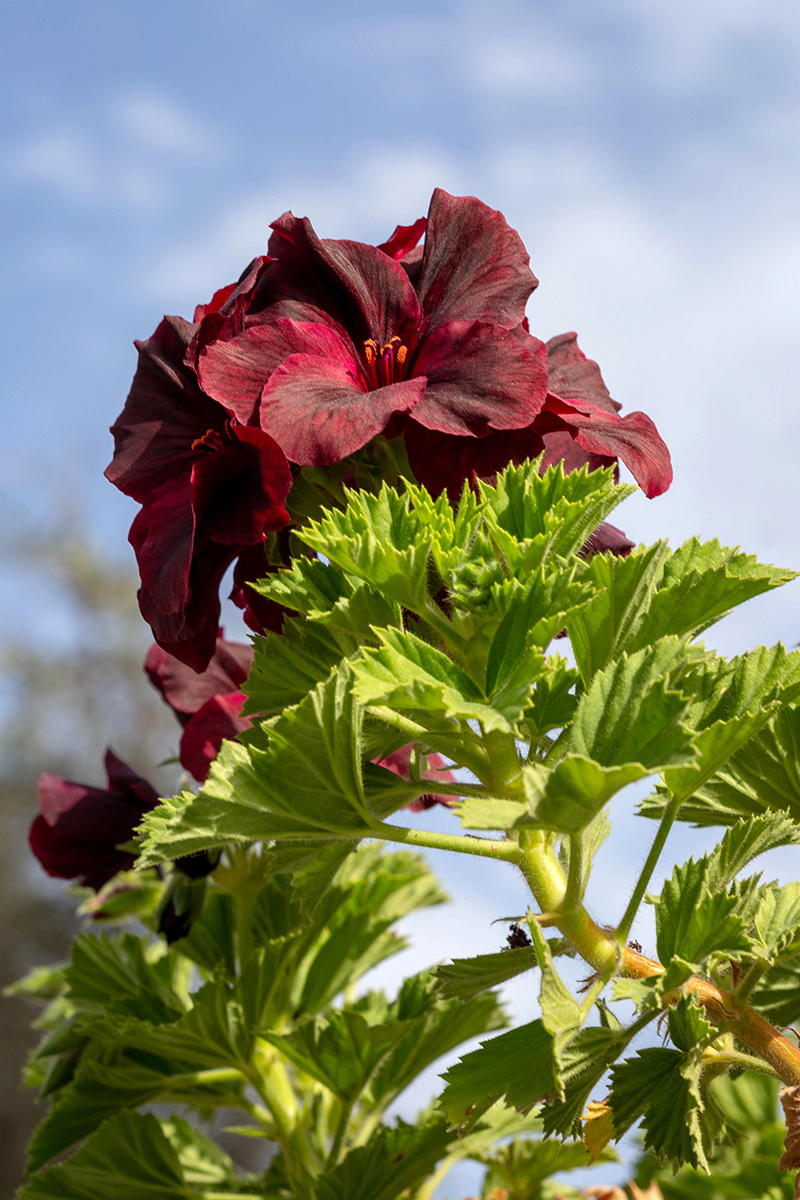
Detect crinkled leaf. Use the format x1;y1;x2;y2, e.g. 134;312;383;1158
20;1111;202;1200
438;1019;558;1131
435;947;537;1002
485;571;592;695
527;911;581;1070
352;627;521;733
262;1010;402;1102
655;851;760;967
566;542;671;684
753;881;800;960
569;638;696;770
612;957;697;1012
456;797;526;830
525;656;581;743
520;756;652;833
66;933;186;1025
625;538;797;653
314;1118;452;1200
609;1047;725;1171
668;993;716;1052
138;666;378;864
541;1025;633;1138
242;618;344;716
159;1117;247;1188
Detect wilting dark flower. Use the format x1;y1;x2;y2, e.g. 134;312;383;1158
145;634;253;781
189;188;548;466
29;750;159;891
106;317;293;671
378;745;457;812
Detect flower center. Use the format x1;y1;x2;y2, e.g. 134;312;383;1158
191;422;237;455
363;336;409;390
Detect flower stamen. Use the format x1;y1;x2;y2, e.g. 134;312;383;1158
362;336;409;390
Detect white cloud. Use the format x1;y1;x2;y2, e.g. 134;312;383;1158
6;128;100;203
460;29;597;99
112;90;223;161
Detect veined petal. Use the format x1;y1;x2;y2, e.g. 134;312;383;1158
145;636;253;726
260;353;426;465
546;331;622;414
191;424;291;546
180;691;251;782
410;321;548;436
377;217;427;260
542;395;673;498
106;316;225;501
404;420;545;500
129;479;196;615
139;538;236;671
416;189;538;332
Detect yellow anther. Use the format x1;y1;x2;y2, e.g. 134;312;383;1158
396;345;408;365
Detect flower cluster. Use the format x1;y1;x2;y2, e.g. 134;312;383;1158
106;188;671;672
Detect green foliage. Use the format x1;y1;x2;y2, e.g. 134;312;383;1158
17;461;800;1197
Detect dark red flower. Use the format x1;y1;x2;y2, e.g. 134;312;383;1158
189;188;548;467
378;745;458;812
106;316;293;671
405;332;672;501
145;634;254;781
179;692;251;782
145;632;253;726
29;751;159;891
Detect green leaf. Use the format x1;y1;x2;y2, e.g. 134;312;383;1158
625;538;796;653
298;484;435;618
65;934;186;1025
541;1025;633;1138
524;656;581;743
520;756;653;833
668;993;716;1052
753;881;800;960
19;1111;202;1200
751;957;800;1028
352;627;523;733
5;963;67;1002
661;712;774;806
159;1116;245;1188
435;947;537;1002
138;666;378;865
438;1019;559;1130
314;1119;452;1200
455;796;526;830
484;571;592;695
478;1136;615;1196
480;459;631;574
242;618;344;716
527;912;581;1073
612;957;697;1012
655;851;759;967
664;702;800;826
262;1010;401;1102
609;1047;725;1171
26;1056;242;1172
566;542;671;683
569;637;697;770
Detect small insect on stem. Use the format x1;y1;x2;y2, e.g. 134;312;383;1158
506;922;532;949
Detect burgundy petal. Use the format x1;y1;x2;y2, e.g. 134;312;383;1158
539;428;617;477
410;320;548;437
542;395;673;499
129;479;196;615
377;744;457;811
31;753;159;891
231;546;291;637
404;420;543;500
260;353;426;466
145;635;254;726
416;190;538;332
312;235;422;346
191;424;292;546
106;316;226;502
138;537;236;671
546;332;622;415
583;522;635;556
195;319;357;430
377;217;427;260
180;691;251;781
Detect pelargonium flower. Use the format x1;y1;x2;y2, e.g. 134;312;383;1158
145;634;253;781
106;317;293;671
378;745;457;812
189;188;670;499
29;750;160;891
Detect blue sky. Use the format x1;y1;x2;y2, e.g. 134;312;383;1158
2;1;800;1190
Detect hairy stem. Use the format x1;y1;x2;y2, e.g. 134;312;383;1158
517;829;800;1086
615;792;681;944
372;823;522;863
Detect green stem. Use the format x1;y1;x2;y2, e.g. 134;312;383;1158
733;959;771;1009
701;1047;780;1078
615;792;681;943
371;823;522;863
562;832;585;914
251;1057;318;1178
327;1098;355;1167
